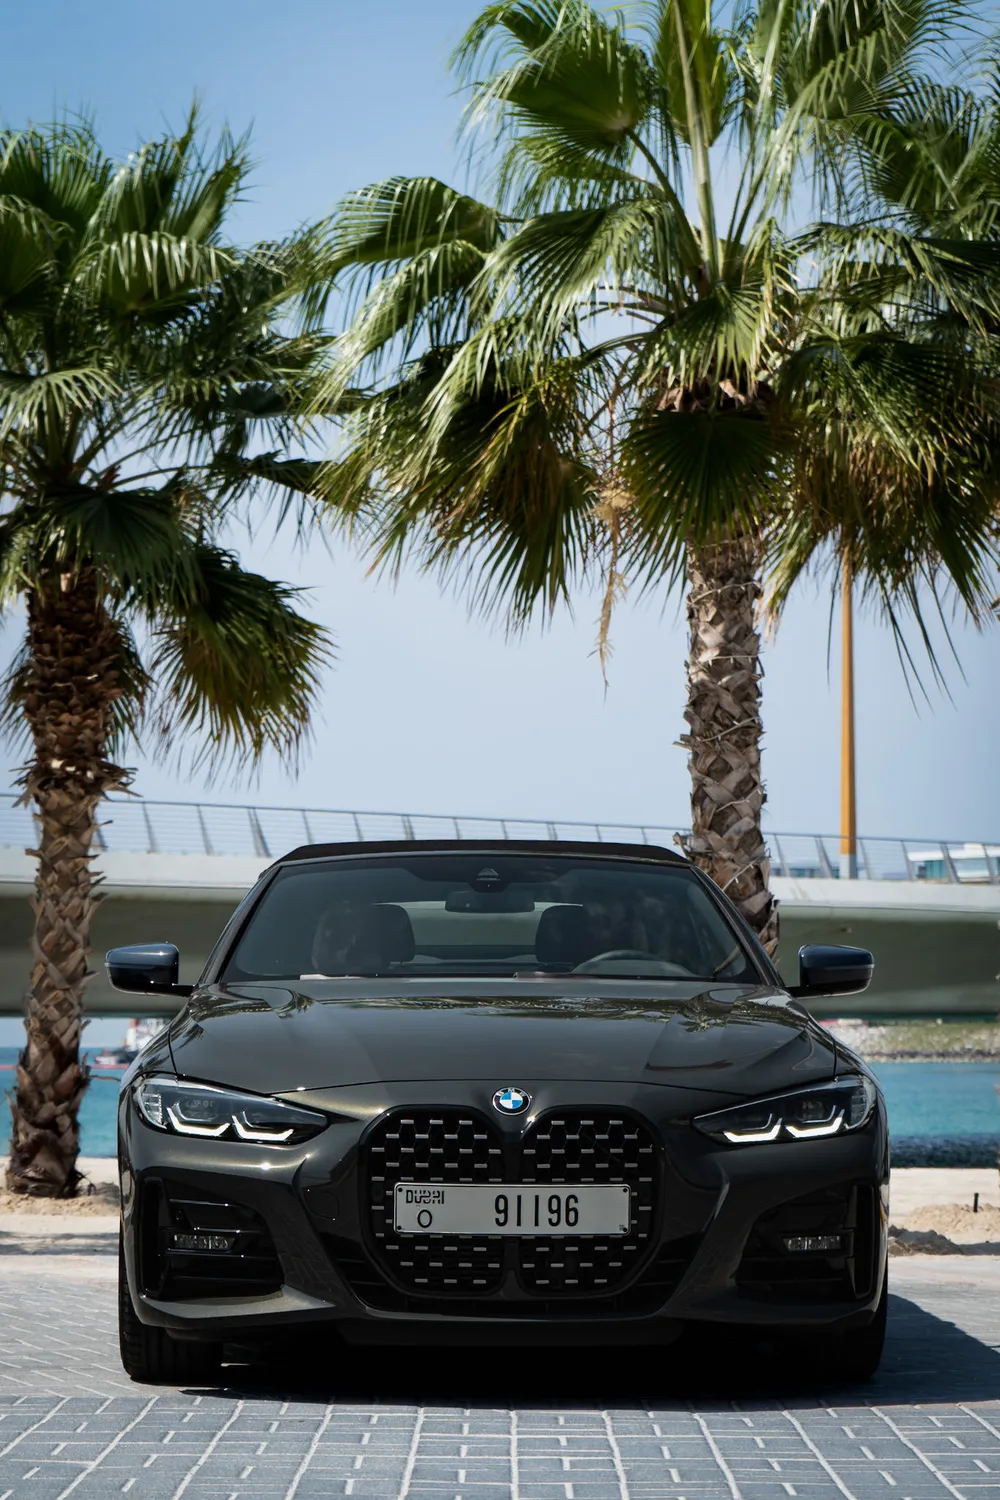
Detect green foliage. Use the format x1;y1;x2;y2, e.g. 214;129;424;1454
625;407;790;579
321;0;1000;658
454;3;656;154
0;114;333;774
150;546;329;767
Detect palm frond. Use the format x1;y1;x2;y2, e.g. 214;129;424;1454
769;325;1000;623
148;544;333;774
77;231;236;313
322;342;606;628
0;121;109;238
495;130;649;220
799;220;1000;338
327;177;501;275
0;197;65;317
856;82;995;228
333;239;491;377
651;0;732;147
0;366;120;439
92;109;247;245
22;479;195;597
485;197;695;338
455;1;656;161
624;405;790;582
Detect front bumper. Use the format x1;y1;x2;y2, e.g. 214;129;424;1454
119;1077;889;1346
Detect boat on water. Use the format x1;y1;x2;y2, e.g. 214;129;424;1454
92;1046;135;1069
93;1018;166;1070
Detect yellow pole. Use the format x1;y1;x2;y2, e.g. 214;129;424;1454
840;553;857;879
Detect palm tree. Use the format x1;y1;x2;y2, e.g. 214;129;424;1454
319;0;999;952
1;118;332;1197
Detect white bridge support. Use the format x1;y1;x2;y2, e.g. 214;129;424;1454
0;837;998;1019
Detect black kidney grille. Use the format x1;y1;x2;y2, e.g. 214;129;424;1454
518;1114;658;1294
326;1231;696;1317
366;1111;506;1294
362;1108;660;1300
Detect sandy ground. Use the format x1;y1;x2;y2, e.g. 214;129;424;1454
78;1157;118;1187
890;1166;1000;1214
0;1160;118;1216
886;1167;1000;1254
0;1158;120;1248
900;1202;1000;1238
0;1183;117;1216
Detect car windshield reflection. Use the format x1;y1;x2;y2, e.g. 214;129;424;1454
223;852;761;986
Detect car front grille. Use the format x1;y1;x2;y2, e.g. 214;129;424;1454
325;1232;698;1318
361;1107;662;1306
518;1114;656;1294
367;1111;506;1295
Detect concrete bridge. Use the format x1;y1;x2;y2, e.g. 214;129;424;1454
1;796;997;1019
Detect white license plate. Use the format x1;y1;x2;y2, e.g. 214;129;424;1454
393;1183;631;1236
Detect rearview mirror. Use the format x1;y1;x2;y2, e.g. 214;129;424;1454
789;944;873;999
105;943;192;996
444;888;535;913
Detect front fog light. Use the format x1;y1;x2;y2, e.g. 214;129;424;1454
171;1232;234;1252
784;1234;843;1253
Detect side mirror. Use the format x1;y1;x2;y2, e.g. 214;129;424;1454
789;944;874;999
105;943;192;997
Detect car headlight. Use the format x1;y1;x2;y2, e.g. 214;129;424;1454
133;1075;327;1145
693;1075;877;1145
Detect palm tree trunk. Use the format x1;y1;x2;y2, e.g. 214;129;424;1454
5;573;127;1197
682;533;779;956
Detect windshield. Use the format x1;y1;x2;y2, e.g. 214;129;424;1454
222;852;760;984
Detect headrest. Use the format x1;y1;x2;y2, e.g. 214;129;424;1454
534;904;597;967
311;903;415;974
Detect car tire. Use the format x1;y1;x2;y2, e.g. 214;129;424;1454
820;1266;888;1384
118;1235;223;1385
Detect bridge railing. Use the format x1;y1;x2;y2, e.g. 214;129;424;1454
0;793;996;884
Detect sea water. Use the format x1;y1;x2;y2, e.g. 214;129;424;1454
0;1048;121;1157
0;1049;998;1163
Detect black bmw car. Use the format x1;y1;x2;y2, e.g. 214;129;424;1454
111;839;887;1385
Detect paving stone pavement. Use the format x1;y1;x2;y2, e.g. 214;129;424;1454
2;1263;1000;1499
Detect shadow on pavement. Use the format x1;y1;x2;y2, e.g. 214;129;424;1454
197;1294;1000;1409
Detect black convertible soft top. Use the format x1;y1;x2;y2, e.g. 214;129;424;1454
270;837;688;870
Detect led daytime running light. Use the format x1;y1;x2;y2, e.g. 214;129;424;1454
233;1113;294;1144
165;1105;228;1139
786;1111;845;1139
694;1076;875;1146
722;1118;782;1144
133;1075;326;1146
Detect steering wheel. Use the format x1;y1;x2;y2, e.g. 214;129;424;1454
571;949;694;977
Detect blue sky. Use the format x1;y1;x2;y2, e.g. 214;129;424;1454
1;1;999;1044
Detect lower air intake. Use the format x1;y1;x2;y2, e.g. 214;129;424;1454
736;1182;878;1304
139;1184;282;1300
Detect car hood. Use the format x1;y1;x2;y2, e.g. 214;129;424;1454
165;978;838;1100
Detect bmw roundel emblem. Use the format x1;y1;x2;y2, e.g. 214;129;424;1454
493;1087;530;1115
